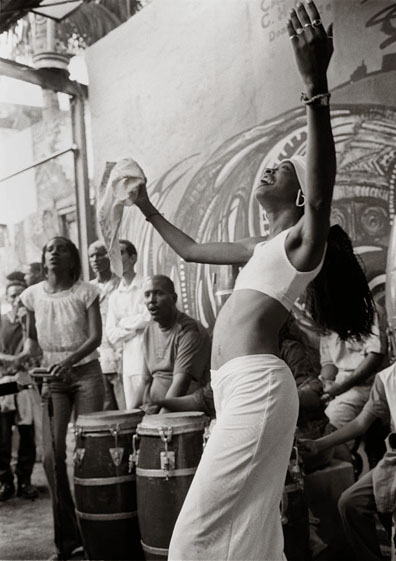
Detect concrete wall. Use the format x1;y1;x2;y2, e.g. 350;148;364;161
86;0;396;328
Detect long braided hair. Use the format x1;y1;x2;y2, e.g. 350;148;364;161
305;225;375;341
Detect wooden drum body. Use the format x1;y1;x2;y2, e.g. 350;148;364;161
74;410;144;561
136;412;207;560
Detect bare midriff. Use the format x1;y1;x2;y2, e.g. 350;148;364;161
211;289;290;370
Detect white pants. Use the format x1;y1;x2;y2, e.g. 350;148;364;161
325;372;371;429
168;354;299;561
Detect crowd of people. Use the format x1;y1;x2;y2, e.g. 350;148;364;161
0;2;395;561
0;237;213;560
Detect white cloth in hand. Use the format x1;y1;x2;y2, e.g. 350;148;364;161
98;158;146;277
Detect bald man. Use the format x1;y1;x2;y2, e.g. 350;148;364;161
131;275;211;412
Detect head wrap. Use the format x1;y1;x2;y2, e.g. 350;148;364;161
281;155;307;193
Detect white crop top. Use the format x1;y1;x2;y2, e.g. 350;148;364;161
233;228;325;312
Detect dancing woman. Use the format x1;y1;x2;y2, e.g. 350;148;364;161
133;2;373;559
20;237;104;561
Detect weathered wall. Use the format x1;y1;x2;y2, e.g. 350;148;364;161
86;0;396;329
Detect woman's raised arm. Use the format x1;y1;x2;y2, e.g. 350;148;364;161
287;1;336;265
135;182;259;265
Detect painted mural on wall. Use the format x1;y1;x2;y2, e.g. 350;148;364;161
132;59;396;331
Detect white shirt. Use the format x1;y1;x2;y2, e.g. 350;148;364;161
320;312;385;387
90;273;120;373
106;275;150;377
21;280;100;367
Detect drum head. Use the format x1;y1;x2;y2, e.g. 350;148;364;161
138;411;207;435
76;409;144;431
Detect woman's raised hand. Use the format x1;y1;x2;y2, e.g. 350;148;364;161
287;1;333;92
134;180;151;210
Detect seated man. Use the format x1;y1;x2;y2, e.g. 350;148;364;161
319;310;386;431
131;275;211;412
300;363;396;561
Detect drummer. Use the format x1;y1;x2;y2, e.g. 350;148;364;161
130;275;211;413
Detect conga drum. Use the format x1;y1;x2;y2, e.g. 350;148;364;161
135;412;208;560
74;410;144;561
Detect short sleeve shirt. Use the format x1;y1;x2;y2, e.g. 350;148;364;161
143;311;211;385
21;280;100;367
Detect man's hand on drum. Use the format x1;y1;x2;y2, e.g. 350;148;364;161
140;402;160;415
298;438;321;458
287;0;333;92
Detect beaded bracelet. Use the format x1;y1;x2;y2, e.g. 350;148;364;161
145;211;163;222
300;92;331;106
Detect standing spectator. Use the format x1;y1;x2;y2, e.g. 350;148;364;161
0;281;38;501
106;240;150;409
22;262;45;457
6;271;26;285
20;237;104;561
89;241;124;410
1;272;26;315
131;275;211;411
24;262;44;287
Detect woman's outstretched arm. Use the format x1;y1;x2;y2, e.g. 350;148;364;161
135;183;260;265
287;1;336;269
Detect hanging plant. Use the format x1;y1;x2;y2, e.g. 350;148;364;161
1;0;144;61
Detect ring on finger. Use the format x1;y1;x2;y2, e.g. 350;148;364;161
312;19;322;27
289;34;298;40
303;23;312;28
296;27;304;35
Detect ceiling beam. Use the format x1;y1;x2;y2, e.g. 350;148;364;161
0;57;87;97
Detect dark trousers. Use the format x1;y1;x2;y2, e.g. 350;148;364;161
338;469;392;561
0;410;36;485
42;360;104;557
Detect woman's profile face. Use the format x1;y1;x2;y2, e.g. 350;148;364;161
255;162;298;206
44;238;73;272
